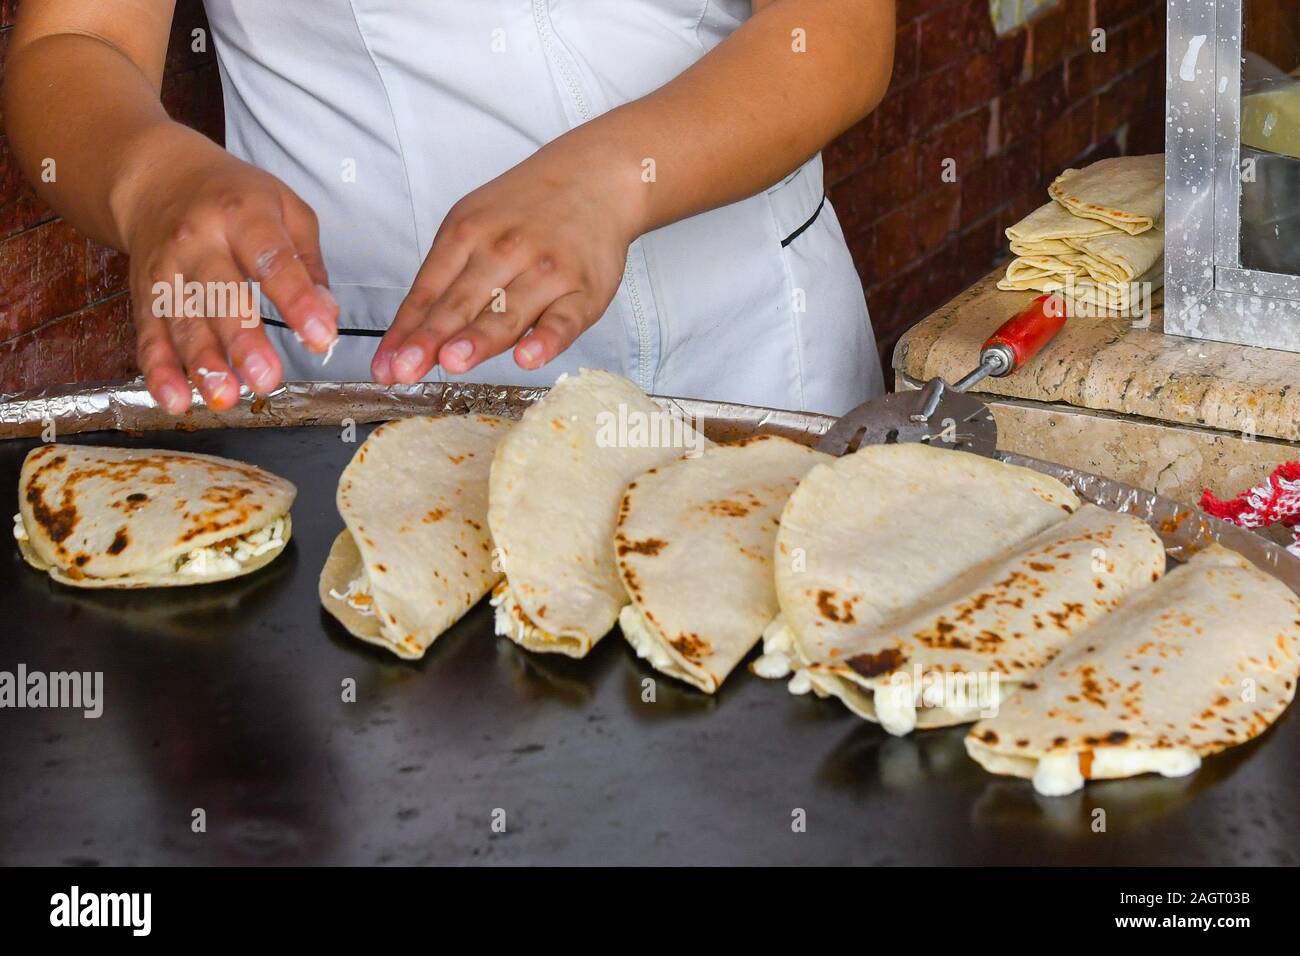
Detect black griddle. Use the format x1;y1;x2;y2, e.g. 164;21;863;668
1;424;1296;866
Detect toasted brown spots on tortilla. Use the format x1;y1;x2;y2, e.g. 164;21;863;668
1027;561;1055;572
73;553;90;567
111;491;151;516
708;499;750;517
816;589;858;624
670;632;710;663
617;537;667;557
448;454;467;464
1052;735;1068;746
978;730;998;744
423;509;448;523
25;484;79;544
202;486;252;506
1047;602;1086;630
847;646;906;678
107;528;130;555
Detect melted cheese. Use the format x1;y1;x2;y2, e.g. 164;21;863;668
618;604;681;673
490;581;587;656
175;516;287;576
14;512;285;578
1032;747;1201;796
874;680;918;736
752;614;796;679
327;571;376;617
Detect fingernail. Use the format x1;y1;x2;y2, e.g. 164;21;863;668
159;382;189;413
517;339;543;368
242;351;273;390
372;352;392;382
303;316;334;349
442;338;473;369
393;345;424;381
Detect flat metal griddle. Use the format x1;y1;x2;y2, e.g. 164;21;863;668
0;385;1297;865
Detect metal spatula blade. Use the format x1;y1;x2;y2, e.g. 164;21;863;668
816;293;1066;459
816;379;997;457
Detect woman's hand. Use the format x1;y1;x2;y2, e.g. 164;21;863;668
119;136;339;413
372;141;645;383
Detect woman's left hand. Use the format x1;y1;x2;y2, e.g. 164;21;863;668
373;142;644;383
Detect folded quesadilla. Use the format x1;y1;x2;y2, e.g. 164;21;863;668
966;545;1300;796
14;443;295;588
757;444;1082;714
489;369;707;658
319;414;511;660
615;435;830;692
1047;153;1164;236
793;505;1167;734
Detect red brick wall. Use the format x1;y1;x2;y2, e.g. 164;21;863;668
829;0;1167;364
0;0;220;394
0;0;1166;396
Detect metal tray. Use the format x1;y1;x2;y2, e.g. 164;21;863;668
0;381;1296;865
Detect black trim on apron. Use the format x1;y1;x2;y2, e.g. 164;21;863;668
780;193;827;248
260;316;387;338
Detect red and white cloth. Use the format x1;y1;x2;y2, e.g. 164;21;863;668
1201;462;1300;557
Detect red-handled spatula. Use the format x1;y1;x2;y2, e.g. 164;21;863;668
816;292;1067;458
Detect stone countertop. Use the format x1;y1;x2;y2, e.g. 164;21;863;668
893;269;1300;443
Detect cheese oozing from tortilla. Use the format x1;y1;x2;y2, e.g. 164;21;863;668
758;611;1013;734
752;614;798;679
175;516;287;576
619;604;682;673
617;603;718;692
327;572;377;617
1031;748;1201;797
752;616;820;696
13;512;287;579
490;581;587;657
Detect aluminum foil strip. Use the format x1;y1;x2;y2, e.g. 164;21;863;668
3;378;1298;595
0;379;550;438
0;378;834;445
999;451;1300;596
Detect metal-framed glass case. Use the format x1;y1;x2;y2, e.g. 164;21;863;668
1166;0;1300;351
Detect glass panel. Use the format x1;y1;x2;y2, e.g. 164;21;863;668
1240;0;1300;274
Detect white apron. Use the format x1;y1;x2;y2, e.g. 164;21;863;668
201;0;883;415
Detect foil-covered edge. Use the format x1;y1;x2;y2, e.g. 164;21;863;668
998;450;1300;596
4;378;1299;596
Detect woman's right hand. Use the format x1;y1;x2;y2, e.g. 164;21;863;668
118;137;339;413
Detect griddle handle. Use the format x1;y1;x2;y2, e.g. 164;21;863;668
982;293;1068;373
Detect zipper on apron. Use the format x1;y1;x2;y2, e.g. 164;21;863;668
530;0;656;392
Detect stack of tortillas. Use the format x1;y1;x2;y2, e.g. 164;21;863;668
998;153;1164;312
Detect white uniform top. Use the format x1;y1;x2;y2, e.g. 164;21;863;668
202;0;883;415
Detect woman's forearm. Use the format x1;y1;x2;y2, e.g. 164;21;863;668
551;0;895;237
3;31;216;251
